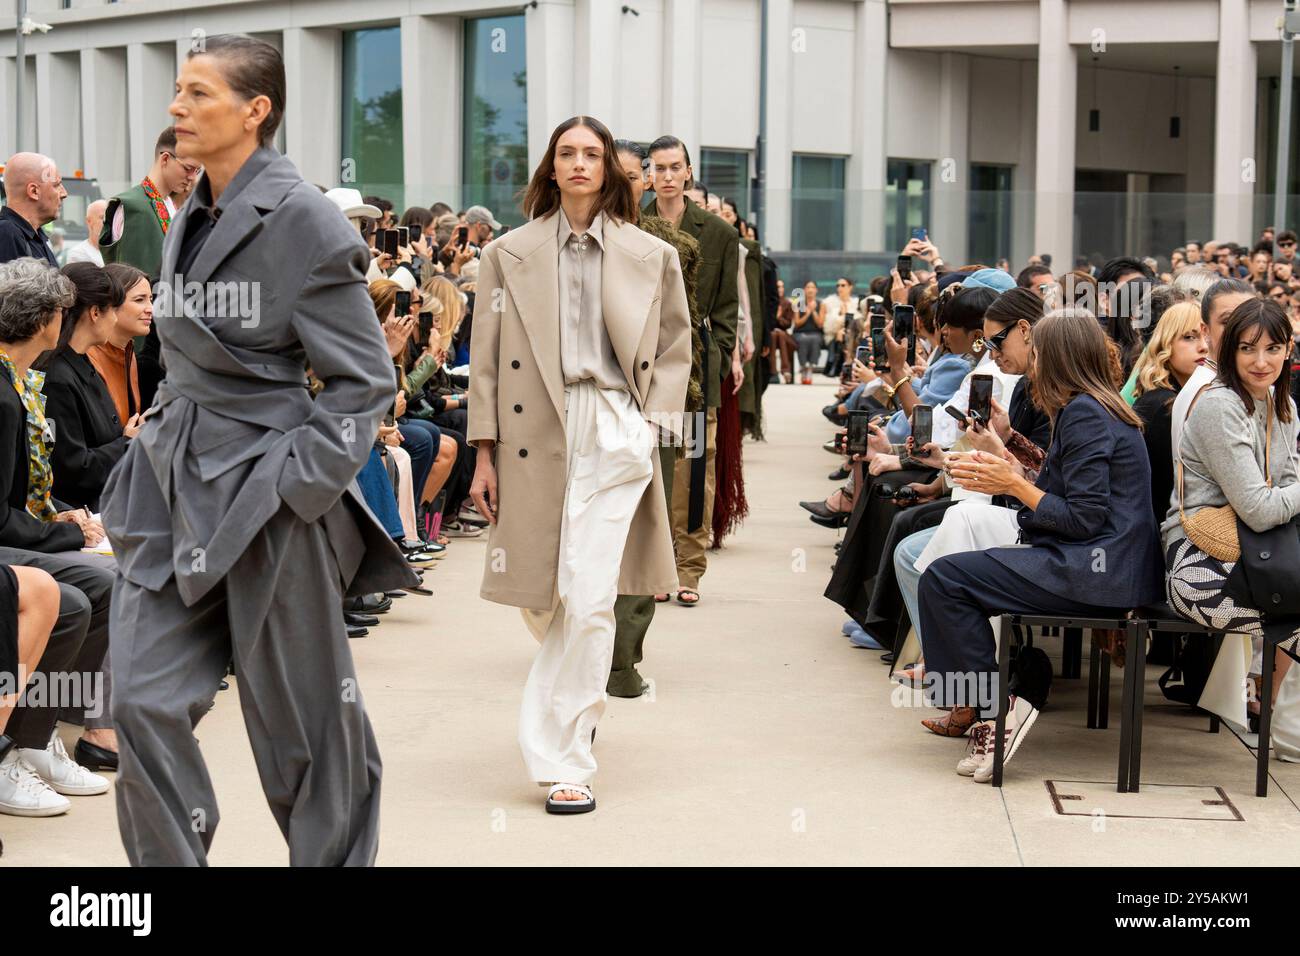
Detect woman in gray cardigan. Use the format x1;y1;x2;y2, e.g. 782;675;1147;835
1165;298;1300;739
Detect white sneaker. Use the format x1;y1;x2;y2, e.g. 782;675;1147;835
972;697;1039;784
19;734;109;796
956;724;991;776
0;747;71;816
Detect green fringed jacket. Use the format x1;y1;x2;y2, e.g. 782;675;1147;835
636;213;704;413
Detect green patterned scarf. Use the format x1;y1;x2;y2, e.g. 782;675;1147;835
0;349;57;522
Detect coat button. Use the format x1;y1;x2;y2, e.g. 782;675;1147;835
514;404;522;413
640;360;649;370
511;360;520;369
1273;593;1283;604
519;448;528;458
1261;551;1271;560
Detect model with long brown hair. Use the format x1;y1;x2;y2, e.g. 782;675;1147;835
467;116;691;813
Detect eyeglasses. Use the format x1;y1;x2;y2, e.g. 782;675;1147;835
985;323;1017;353
1281;241;1297;249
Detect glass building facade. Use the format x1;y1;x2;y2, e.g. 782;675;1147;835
341;27;405;208
463;15;528;226
792;154;846;251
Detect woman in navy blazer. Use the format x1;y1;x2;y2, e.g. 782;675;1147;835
917;309;1164;783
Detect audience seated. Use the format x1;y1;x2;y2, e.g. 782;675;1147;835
917;311;1164;782
41;262;130;511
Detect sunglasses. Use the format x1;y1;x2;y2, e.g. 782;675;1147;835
985;323;1017;353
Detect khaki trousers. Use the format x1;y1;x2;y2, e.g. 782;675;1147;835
669;407;718;590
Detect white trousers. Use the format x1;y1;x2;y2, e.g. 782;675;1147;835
914;500;1019;575
389;445;418;540
519;381;655;785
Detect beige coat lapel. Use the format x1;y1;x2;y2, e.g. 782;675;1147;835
499;216;565;428
601;218;659;406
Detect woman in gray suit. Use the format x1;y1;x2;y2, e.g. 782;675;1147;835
101;34;416;866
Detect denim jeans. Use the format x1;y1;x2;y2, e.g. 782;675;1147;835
356;447;404;540
894;526;938;656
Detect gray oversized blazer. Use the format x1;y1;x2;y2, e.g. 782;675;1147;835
101;147;416;606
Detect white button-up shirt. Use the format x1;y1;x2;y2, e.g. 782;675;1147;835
557;209;626;391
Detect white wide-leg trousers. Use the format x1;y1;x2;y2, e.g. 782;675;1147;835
519;380;655;786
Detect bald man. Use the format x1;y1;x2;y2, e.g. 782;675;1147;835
0;152;66;267
65;199;108;267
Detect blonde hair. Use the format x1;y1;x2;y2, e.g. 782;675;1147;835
421;276;463;351
1132;301;1204;399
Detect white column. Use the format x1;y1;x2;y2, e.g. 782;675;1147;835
573;0;620;128
282;27;341;190
1213;0;1256;243
847;0;887;251
763;0;793;250
932;52;969;265
661;0;702;169
1012;59;1037;268
127;43;176;182
1033;0;1075;268
402;15;462;209
80;48;129;192
36;52;80;169
525;0;576;173
0;57;13;158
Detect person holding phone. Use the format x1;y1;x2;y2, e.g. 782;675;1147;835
917;311;1162;782
877;278;1002;446
467;116;690;814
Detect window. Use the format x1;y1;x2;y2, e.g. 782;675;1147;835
885;159;931;254
968;164;1013;266
791;154;846;251
463;16;528;226
341;27;404;209
700;149;750;219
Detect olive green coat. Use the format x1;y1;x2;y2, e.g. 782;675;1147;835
641;196;738;409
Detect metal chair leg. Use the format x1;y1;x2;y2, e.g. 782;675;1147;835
1063;627;1083;679
1099;650;1111;729
992;616;1013;788
1257;650;1275;798
1087;639;1100;729
1117;623;1140;794
1127;620;1147;793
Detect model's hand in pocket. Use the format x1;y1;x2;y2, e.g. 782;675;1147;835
470;445;498;525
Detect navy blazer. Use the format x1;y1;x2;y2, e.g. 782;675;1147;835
988;393;1164;608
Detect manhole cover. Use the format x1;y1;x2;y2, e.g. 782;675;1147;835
1045;780;1243;822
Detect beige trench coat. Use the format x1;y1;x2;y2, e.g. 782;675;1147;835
467;211;693;609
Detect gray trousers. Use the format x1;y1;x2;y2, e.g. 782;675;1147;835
110;505;382;867
0;546;113;747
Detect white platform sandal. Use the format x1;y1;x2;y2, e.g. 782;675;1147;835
545;783;595;815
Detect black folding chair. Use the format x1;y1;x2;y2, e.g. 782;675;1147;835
991;613;1143;791
1135;603;1275;797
